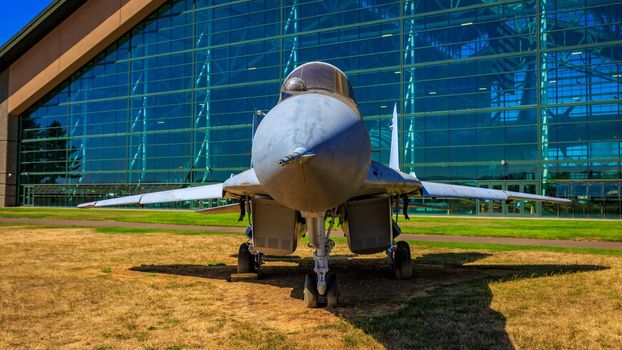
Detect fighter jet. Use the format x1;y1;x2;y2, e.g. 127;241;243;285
79;61;571;308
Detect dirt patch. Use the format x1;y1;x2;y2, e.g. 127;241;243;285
1;227;620;349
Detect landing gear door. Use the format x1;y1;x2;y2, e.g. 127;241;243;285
343;196;393;254
252;197;302;256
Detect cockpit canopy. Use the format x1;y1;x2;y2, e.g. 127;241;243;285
280;62;355;102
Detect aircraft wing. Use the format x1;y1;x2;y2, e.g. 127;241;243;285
361;161;422;196
77;183;224;208
418;181;572;204
359;162;570;204
78;168;265;208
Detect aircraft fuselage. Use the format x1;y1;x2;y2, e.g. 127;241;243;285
252;64;370;215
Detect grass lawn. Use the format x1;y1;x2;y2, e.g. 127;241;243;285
0;208;622;241
0;207;620;242
407;240;622;257
398;216;622;241
1;225;620;349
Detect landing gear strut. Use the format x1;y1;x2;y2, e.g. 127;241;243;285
303;213;339;308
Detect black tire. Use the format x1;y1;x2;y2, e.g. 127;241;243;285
325;272;340;307
393;241;412;280
237;243;256;273
303;273;319;308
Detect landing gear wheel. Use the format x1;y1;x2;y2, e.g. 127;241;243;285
237;243;256;274
325;272;340;307
303;273;319;308
303;272;339;308
393;241;412;279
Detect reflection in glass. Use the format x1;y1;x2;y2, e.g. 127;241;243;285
15;0;622;216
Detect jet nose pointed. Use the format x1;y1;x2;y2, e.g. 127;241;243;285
252;93;371;213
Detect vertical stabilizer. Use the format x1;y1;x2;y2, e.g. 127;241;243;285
389;103;400;171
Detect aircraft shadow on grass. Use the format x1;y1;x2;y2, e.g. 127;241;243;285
130;252;608;349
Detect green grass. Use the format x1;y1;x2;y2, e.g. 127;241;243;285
319;236;621;256
398;216;622;241
90;230;622;256
7;221;617;256
407;240;622;257
0;207;620;242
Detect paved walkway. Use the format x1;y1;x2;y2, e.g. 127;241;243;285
1;217;621;250
0;217;245;233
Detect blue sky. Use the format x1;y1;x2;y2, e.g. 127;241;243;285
0;1;53;47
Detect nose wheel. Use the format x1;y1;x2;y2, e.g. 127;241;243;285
304;272;339;308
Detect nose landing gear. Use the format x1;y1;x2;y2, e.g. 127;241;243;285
303;271;339;308
303;213;340;308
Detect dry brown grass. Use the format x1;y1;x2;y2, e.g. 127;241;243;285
0;226;621;349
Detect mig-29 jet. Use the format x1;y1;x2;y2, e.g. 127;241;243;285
79;62;571;308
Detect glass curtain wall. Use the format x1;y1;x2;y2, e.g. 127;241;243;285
17;0;622;217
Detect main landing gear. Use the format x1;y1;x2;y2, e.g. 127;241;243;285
237;242;257;273
390;241;413;279
237;227;263;274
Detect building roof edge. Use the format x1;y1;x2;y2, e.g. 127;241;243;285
0;0;88;72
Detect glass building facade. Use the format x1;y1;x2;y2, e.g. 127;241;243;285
17;0;622;218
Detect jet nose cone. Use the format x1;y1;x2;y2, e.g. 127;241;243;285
252;94;371;213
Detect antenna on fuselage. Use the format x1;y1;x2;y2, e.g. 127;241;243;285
251;110;265;167
252;110;263;138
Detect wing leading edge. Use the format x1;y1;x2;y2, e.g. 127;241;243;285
418;181;572;204
78;168;265;208
77;183;224;208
